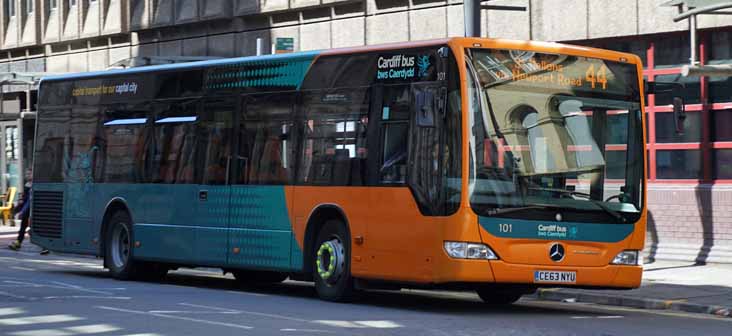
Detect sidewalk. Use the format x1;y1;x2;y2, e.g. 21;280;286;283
536;260;732;318
0;224;17;234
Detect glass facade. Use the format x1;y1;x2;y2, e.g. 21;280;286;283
576;29;732;182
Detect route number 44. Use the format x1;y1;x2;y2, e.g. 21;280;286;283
585;64;609;90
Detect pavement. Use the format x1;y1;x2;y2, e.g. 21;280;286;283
536;259;732;318
2;223;731;320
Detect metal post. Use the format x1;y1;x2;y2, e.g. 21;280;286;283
464;0;481;37
256;38;264;56
689;14;697;65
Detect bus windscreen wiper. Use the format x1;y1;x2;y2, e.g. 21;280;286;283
486;204;561;216
528;186;626;222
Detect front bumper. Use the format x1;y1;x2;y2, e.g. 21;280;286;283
434;258;642;289
490;260;642;288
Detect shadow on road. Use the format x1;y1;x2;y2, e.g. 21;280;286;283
49;269;614;317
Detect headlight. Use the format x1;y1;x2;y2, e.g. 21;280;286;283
611;250;640;265
444;241;498;260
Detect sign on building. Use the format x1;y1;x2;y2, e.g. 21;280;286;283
275;38;295;54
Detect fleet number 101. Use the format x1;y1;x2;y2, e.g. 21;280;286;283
498;223;513;233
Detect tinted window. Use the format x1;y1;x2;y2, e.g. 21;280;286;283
101;104;151;183
237;93;294;185
299;88;370;185
34;109;70;183
67;107;101;183
656;150;701;179
151;100;199;184
155;70;204;99
196;98;234;185
655;111;701;143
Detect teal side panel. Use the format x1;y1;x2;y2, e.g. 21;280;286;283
228;229;292;270
194;186;230;265
95;184;199;263
228;186;298;271
479;216;635;243
205;54;317;91
64;183;95;252
229;186;290;230
134;224;197;262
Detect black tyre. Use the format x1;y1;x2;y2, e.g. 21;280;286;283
312;219;355;302
475;287;523;305
104;211;167;281
104;211;139;280
232;270;288;284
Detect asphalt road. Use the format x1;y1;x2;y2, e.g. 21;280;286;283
0;236;730;336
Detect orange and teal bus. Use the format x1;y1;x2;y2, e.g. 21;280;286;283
31;37;646;303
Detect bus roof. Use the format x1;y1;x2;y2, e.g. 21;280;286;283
41;37;641;83
40;50;323;83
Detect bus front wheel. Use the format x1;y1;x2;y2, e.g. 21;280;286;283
312;219;355;302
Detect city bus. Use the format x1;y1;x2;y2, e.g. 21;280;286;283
31;37;646;303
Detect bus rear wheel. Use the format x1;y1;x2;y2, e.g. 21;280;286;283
105;211;140;280
475;287;524;305
104;211;167;281
312;219;355;302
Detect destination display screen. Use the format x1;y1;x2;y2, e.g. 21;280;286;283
469;48;640;100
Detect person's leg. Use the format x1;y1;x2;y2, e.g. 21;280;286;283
16;212;30;244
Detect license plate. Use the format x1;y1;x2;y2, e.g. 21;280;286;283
534;270;577;284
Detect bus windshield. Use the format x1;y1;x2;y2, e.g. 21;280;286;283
467;48;644;224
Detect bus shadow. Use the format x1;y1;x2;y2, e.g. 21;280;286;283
53;269;611;316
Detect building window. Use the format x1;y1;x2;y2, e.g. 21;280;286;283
50;0;57;9
713;110;732;142
656;150;702;179
654;34;690;68
714;149;732;179
26;0;32;13
655;111;702;143
70;0;76;6
6;0;16;17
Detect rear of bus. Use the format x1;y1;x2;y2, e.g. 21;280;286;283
452;39;646;295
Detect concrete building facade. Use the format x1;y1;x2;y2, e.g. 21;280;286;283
1;0;732;263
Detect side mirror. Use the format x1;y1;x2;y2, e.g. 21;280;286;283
673;97;686;135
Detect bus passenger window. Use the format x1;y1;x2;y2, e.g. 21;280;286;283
299;88;369;186
151;100;198;184
239;93;294;185
101;105;151;183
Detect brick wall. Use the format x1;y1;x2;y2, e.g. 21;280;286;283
645;184;732;264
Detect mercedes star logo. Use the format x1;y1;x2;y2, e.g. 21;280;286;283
549;243;565;262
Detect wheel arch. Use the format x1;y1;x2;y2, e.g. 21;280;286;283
302;204;351;278
99;197;133;259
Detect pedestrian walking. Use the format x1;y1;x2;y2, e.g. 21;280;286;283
7;172;48;254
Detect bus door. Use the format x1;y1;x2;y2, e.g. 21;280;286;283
190;97;235;265
227;93;296;271
364;82;445;279
65;106;100;251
